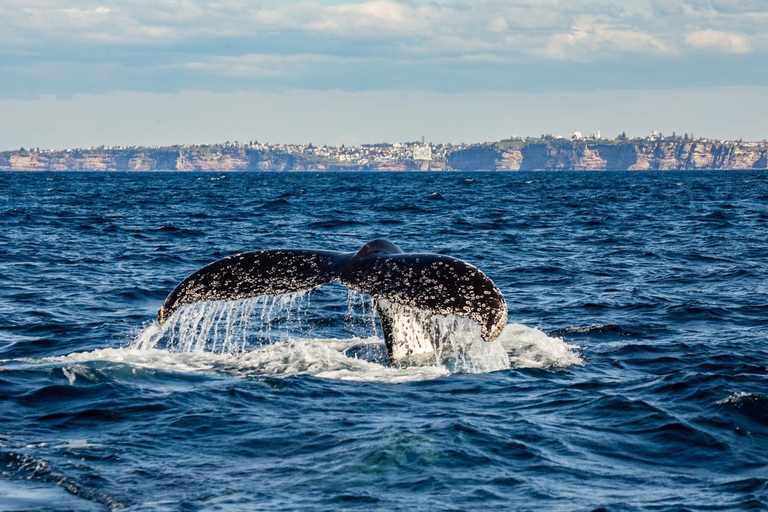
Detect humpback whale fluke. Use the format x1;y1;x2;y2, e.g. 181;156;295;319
158;239;507;360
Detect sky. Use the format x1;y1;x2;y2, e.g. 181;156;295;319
1;0;767;149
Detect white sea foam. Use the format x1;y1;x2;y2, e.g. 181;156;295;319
500;323;584;368
44;327;580;384
45;339;447;383
39;294;582;383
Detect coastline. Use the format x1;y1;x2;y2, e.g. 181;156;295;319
2;138;766;172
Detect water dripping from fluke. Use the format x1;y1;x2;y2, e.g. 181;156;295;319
134;291;314;354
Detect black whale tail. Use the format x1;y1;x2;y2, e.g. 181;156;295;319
157;248;355;324
158;239;507;343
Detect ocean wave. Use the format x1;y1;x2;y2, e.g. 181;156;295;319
717;392;768;423
0;451;123;510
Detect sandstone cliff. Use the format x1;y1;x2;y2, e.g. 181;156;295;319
2;140;766;171
0;147;429;172
446;140;768;171
0;147;301;172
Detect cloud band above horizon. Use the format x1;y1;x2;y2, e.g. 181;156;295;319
2;0;767;98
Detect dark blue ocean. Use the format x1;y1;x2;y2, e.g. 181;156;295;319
1;171;767;511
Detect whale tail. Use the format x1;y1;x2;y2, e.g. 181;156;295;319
158;239;507;355
157;248;354;324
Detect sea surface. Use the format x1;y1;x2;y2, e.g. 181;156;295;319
1;171;767;511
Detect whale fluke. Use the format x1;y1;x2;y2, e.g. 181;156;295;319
157;249;353;324
339;253;506;342
158;239;507;359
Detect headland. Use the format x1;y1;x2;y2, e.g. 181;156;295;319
2;136;766;171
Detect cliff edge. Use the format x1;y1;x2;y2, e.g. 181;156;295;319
2;139;766;171
446;139;768;171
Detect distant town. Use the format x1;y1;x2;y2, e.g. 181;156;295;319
12;138;454;169
2;131;767;172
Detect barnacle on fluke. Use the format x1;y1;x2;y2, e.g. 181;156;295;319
158;239;507;362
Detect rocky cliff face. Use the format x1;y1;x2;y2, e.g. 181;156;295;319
0;147;426;172
447;140;768;171
2;140;766;171
444;144;500;170
0;148;303;172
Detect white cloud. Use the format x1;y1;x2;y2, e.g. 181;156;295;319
180;53;351;77
0;0;767;98
3;0;765;56
686;30;752;53
534;15;678;60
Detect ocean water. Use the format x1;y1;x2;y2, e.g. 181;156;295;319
1;170;766;511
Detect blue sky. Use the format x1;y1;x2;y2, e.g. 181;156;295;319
1;0;766;149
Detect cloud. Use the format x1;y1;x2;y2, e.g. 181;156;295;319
0;0;767;98
686;30;752;53
684;0;768;15
533;15;677;60
180;53;349;77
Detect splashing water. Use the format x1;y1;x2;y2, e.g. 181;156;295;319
500;323;584;368
134;291;313;353
375;298;512;373
344;289;380;338
45;291;582;383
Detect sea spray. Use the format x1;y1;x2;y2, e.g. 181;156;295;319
373;298;511;372
344;289;380;339
500;323;583;368
127;290;579;378
45;322;579;383
134;291;313;353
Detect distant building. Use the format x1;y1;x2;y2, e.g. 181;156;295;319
413;144;432;161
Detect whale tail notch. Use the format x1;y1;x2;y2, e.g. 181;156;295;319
158;239;507;347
